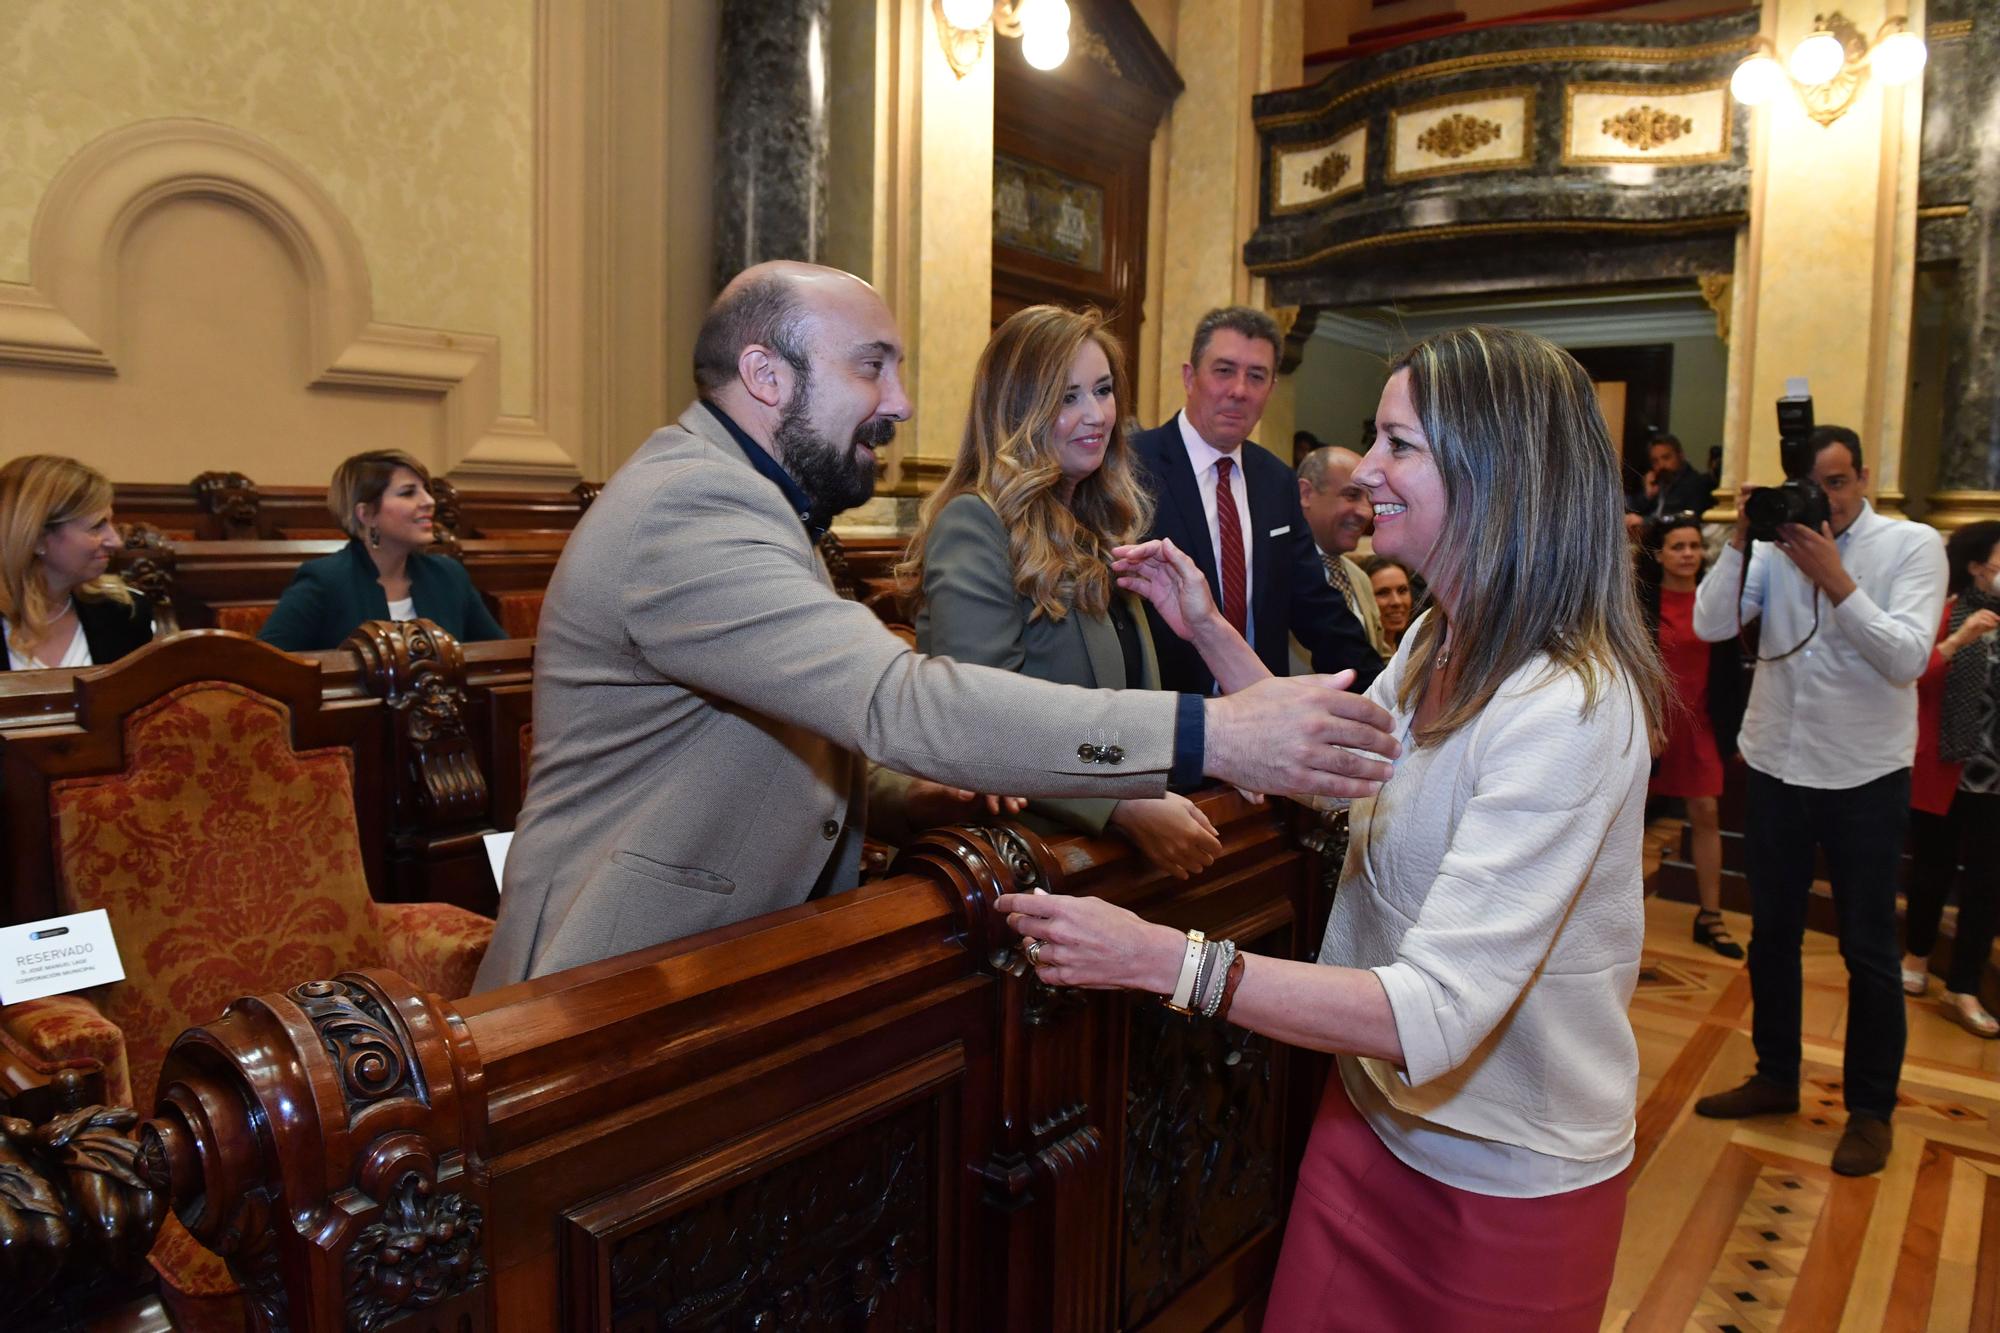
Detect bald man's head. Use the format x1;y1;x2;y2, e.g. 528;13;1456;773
1298;445;1373;556
692;261;910;527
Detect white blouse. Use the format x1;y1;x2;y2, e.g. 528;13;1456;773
387;596;417;621
3;613;91;671
1321;612;1649;1196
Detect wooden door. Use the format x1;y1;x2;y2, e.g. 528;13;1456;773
992;1;1181;401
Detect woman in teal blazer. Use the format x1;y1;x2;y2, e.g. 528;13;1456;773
901;306;1220;878
259;450;505;652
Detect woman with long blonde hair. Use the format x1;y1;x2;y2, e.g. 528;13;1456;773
900;304;1221;877
998;326;1666;1329
0;455;152;671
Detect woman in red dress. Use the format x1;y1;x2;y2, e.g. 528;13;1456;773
1902;520;2000;1035
1642;512;1747;958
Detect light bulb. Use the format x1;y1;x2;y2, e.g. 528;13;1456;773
940;0;992;29
1789;30;1846;86
1872;30;1928;86
1729;54;1787;106
1022;24;1069;70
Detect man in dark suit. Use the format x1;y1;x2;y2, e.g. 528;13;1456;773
1130;307;1381;696
1630;433;1713;522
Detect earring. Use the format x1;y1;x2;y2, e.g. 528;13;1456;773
368;525;381;549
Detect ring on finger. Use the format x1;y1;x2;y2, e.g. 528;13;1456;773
1024;938;1045;965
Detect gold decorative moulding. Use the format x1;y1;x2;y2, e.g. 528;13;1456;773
1601;105;1694;151
1304;151;1351;191
1418;113;1503;159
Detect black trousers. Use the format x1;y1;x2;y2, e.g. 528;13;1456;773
1743;766;1910;1120
1906;790;2000;995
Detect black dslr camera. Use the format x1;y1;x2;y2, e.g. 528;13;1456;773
1742;379;1831;542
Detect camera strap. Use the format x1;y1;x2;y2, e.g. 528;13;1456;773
1737;543;1819;662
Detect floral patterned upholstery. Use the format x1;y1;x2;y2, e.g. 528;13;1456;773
493;590;544;639
0;680;494;1322
213;604;276;635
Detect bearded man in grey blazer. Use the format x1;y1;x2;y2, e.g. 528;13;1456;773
474;262;1399;989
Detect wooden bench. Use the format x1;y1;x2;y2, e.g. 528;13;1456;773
113;474;599;542
138;793;1336;1332
1;629;536;925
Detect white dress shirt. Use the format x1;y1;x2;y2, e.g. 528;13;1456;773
1176;410;1257;643
1692;501;1946;789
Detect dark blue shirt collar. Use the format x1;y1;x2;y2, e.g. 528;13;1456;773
702;400;826;541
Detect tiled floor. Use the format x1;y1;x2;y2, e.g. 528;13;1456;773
1609;824;2000;1330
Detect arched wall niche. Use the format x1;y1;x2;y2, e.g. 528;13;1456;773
0;117;583;485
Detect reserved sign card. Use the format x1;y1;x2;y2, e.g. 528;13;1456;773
0;909;126;1004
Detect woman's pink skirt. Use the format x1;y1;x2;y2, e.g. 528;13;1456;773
1263;1070;1629;1332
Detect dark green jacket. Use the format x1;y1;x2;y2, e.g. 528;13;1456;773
258;540;506;651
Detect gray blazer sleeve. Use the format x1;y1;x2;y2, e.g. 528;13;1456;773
618;462;1177;797
922;495;1119;837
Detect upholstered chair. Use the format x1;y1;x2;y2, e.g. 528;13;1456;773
0;633;493;1330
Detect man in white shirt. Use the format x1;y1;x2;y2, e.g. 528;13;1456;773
1689;425;1946;1177
1296;445;1394;663
1127;308;1380;696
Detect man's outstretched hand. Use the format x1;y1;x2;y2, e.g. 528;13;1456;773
1203;671;1399;801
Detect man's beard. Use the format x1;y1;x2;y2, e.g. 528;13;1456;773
771;370;892;525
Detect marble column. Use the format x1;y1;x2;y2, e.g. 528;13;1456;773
712;0;831;293
1929;12;2000;526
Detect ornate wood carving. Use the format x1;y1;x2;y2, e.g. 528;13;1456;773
1601;105;1695;151
426;477;468;559
607;1099;935;1330
1417;112;1502;159
571;479;603;513
192;469;262;539
817;530;865;602
0;1071;167;1329
345;619;489;831
1121;1002;1281;1327
142;970;485;1333
117;521;180;632
290;979;418;1115
344;1169;486;1332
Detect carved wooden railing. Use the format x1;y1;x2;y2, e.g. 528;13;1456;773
136;793;1339;1331
1;1065;168;1330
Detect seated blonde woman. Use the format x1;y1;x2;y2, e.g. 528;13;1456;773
898;305;1221;878
260;450;504;651
0;455;153;671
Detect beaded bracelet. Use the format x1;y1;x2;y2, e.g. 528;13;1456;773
1214;954;1248;1021
1199;939;1238;1018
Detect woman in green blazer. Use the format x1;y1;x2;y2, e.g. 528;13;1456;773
259;450;506;652
901;306;1220;878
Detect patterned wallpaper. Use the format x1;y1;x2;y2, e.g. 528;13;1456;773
0;0;535;415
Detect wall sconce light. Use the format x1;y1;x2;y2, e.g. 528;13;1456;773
1729;11;1927;126
935;0;1073;79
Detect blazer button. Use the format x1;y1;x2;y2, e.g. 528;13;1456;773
1102;745;1124;764
1078;743;1097;762
821;819;840;840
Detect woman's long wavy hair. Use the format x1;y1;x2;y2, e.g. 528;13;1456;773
899;305;1152;622
0;454;131;657
1392;326;1666;749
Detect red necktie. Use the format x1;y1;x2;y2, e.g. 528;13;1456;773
1216;457;1247;638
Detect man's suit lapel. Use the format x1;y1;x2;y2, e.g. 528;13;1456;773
1245;446;1287;641
1154;415;1221;597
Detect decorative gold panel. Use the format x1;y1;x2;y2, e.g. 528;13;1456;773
1387;88;1535;182
1563;82;1731;166
1270;123;1366;215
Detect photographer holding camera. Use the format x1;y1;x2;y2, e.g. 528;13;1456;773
1690;407;1946;1178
